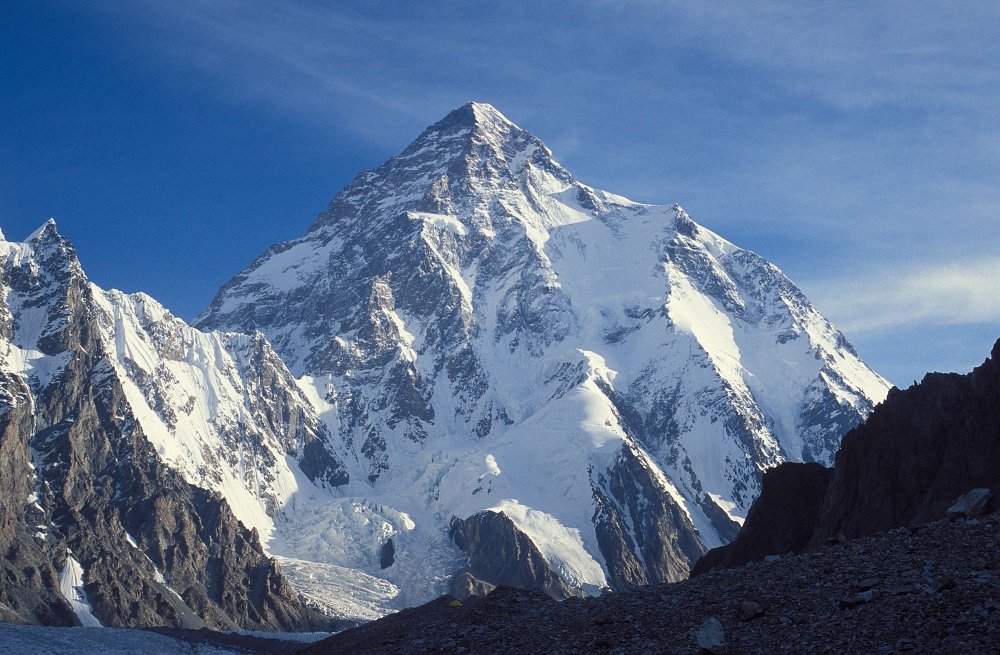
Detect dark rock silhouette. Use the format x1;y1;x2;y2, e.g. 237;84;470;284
378;539;395;569
692;462;830;574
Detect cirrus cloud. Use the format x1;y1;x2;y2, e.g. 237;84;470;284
813;258;1000;333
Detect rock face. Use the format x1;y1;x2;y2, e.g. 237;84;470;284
196;102;889;609
0;223;331;629
695;339;1000;573
0;369;74;626
592;445;712;589
449;511;581;600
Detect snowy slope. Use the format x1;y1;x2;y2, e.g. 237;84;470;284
198;102;892;610
87;286;346;542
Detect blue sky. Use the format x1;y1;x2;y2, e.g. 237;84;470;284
1;1;997;386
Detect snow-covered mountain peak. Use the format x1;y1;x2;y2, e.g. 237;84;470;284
304;102;570;235
2;221;352;534
0;223;340;629
195;105;892;612
7;218;76;265
421;101;532;150
3;219;82;280
438;101;518;132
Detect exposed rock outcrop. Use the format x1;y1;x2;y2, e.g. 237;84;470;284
449;511;579;599
809;338;1000;545
592;445;709;588
447;571;495;600
0;370;75;626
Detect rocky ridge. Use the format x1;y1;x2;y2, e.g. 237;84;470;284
0;222;334;629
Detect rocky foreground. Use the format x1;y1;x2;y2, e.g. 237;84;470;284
298;511;1000;655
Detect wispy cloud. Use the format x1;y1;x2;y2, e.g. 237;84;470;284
595;1;1000;111
813;258;1000;333
87;2;1000;169
89;2;447;141
87;1;621;148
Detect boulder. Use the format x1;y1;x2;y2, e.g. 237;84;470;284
696;616;726;653
947;489;993;519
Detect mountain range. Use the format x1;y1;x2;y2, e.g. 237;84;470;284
0;102;890;627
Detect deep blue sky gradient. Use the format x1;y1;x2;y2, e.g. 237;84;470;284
1;2;373;312
2;1;997;385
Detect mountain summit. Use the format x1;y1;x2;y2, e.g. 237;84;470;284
196;102;891;613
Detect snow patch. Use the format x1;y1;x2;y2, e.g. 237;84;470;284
410;211;468;236
59;555;102;628
707;493;745;526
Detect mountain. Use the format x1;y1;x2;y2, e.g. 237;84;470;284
693;338;1000;574
196;102;890;609
0;222;335;629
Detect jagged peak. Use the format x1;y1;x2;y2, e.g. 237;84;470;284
402;100;537;163
309;103;556;233
26;218;59;243
15;217;85;278
436;101;519;133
